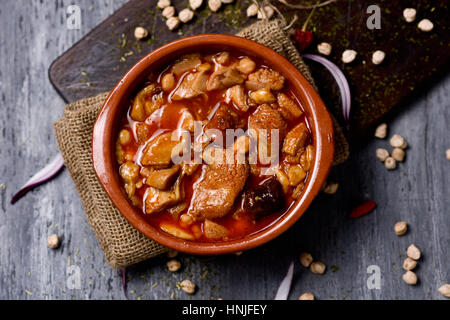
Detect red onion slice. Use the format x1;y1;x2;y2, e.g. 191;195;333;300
302;53;352;128
11;153;65;204
120;268;129;300
274;261;294;300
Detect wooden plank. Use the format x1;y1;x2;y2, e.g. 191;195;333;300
0;0;448;300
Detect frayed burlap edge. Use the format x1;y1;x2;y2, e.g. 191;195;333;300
53;19;349;269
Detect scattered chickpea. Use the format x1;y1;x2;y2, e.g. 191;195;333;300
208;0;222;12
438;284;450;298
161;73;175;92
392;148;405;162
389;134;406;148
372;50;385;65
47;234;60;249
403;257;417;271
179;8;194;23
323;182;339;195
317;42;332;56
374;123;387;139
157;0;171;9
446;149;450;160
384;157;397;170
134;27;148;40
167;249;178;258
418;19;434;32
190;0;203;11
221;0;234;3
180;279;196;294
167;259;181;272
342;50;357;64
407;244;421;260
299;252;313;268
299;292;315;300
376;148;389;162
257;6;274;19
246;4;258;17
310;262;326;275
234;251;243;256
162;6;176;19
394;221;408;236
402;271;418;285
166;17;180;31
403;8;416;23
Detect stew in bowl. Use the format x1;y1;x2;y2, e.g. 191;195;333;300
93;34;334;254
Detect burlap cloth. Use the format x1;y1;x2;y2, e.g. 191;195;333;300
54;19;349;269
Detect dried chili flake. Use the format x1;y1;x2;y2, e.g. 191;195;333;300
349;200;377;218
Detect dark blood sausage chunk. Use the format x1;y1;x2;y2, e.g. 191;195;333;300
242;177;285;218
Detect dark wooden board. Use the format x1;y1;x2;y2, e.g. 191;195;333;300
49;0;450;139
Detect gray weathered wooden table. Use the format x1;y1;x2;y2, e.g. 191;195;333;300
0;1;448;300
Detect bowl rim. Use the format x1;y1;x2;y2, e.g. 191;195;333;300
92;34;334;255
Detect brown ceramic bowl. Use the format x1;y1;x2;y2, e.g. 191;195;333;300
93;34;334;255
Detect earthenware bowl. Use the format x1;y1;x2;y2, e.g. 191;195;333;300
93;34;334;255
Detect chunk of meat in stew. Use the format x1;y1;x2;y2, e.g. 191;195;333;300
246;68;285;91
144;165;180;190
136;123;151;144
282;123;309;156
171;70;210;100
248;104;287;140
276;93;303;120
206;65;246;91
141;132;181;166
204;219;229;239
226;85;249;112
248;104;287;160
188;158;249;221
145;176;184;214
205;104;246;133
130;84;157;121
171;53;202;76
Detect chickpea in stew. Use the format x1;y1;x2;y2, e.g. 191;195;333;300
116;51;313;242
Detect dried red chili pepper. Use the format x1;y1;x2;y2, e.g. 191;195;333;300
293;5;317;52
349;200;377;218
294;29;313;52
